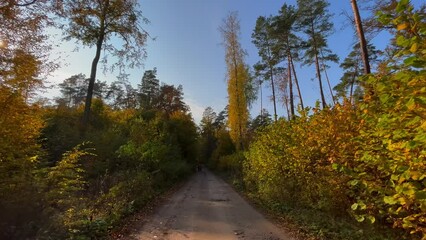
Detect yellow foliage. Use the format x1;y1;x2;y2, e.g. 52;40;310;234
227;63;249;150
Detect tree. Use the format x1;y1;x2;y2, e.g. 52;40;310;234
155;84;188;116
57;74;109;108
273;3;305;114
252;16;279;121
249;109;272;133
351;0;371;74
199;107;218;162
57;74;87;107
213;106;228;129
0;4;50;235
219;12;249;150
58;0;149;127
275;68;291;120
0;1;53;100
297;0;338;108
334;43;379;102
138;68;160;109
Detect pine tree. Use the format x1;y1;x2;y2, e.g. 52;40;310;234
252;16;279;121
273;3;305;116
138;68;160;109
297;0;338;108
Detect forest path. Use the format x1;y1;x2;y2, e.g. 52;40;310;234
125;169;295;240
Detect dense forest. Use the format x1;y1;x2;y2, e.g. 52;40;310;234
1;0;425;239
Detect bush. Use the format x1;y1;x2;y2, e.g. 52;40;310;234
244;105;357;212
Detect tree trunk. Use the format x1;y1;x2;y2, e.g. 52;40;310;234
320;52;336;105
259;80;263;122
288;56;295;118
311;23;327;109
82;5;107;128
289;52;304;110
349;64;359;104
232;51;244;151
315;53;327;108
284;93;290;121
82;35;104;127
349;75;355;104
270;67;278;122
351;0;371;74
266;44;277;122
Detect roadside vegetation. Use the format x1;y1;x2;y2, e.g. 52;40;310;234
1;2;197;238
1;0;425;239
203;1;426;239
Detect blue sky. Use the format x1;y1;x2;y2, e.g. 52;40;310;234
46;0;422;123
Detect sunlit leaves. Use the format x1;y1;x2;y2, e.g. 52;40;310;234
219;12;249;150
347;1;426;238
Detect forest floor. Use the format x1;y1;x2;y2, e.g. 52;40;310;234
112;169;298;240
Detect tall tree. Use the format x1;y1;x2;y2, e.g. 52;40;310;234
252;16;279;121
58;0;149;127
351;0;371;74
138;68;160;109
273;3;305;113
297;0;338;109
219;12;249;150
275;69;291;120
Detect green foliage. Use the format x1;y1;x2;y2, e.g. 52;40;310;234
344;1;426;237
243;2;425;238
138;68;160;109
95;170;153;225
334;43;380;102
42;144;96;239
2;79;197;239
210;128;236;168
244;105;357;211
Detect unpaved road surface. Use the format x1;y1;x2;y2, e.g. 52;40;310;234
127;169;295;240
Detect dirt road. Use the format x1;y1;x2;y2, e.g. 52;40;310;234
127;169;295;240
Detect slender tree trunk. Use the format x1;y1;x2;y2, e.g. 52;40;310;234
349;64;359;104
233;52;244;151
319;52;336;105
259;80;263;122
290;55;304;110
315;53;327;108
285;95;290;121
270;71;278;122
283;80;290;121
288;56;295;118
349;75;355;104
82;3;107;128
83;33;104;127
351;0;371;74
270;67;278;122
266;45;277;122
311;23;327;109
